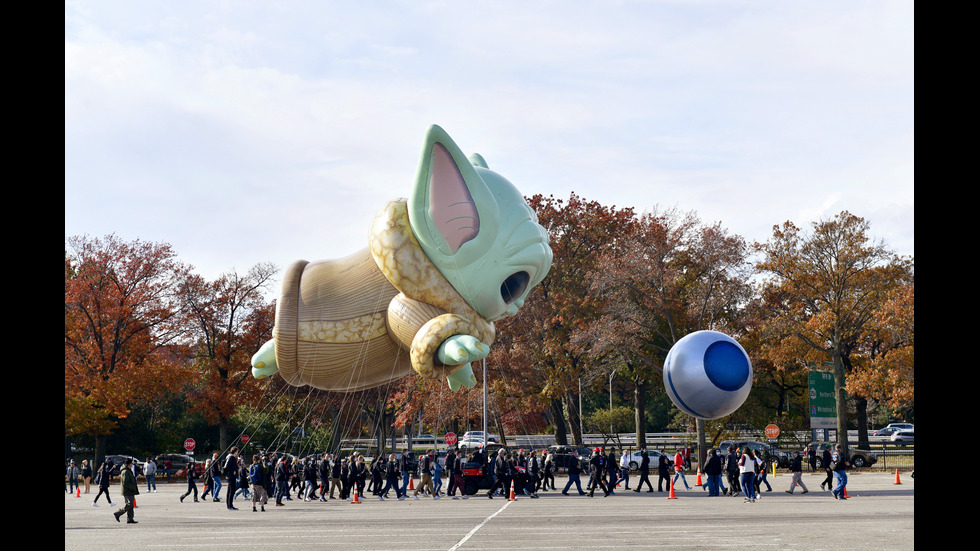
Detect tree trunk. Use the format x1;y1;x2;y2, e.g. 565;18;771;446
564;390;583;446
634;380;647;449
855;396;869;448
94;435;107;470
219;420;229;453
833;349;849;453
551;397;568;445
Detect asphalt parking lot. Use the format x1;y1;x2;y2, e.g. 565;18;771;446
65;470;913;550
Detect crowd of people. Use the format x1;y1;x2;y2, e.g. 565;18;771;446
70;441;855;524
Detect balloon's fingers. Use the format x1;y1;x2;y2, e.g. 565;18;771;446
251;340;278;379
438;335;489;365
446;363;477;391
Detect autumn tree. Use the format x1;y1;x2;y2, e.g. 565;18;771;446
581;207;752;459
180;264;277;451
753;211;912;452
507;193;638;445
65;235;192;464
846;279;914;417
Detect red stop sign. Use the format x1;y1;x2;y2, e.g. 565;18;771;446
184;438;196;452
241;434;250;444
765;424;780;439
444;432;457;446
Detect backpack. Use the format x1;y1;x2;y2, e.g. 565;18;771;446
249;464;263;485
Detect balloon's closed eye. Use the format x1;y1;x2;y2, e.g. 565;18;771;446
500;271;530;305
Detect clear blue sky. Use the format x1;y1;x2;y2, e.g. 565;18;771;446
66;1;914;290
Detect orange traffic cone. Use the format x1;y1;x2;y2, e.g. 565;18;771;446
133;498;138;508
351;485;361;504
667;478;678;499
843;486;849;498
894;469;902;484
76;487;81;498
695;468;703;487
408;477;415;491
507;480;517;501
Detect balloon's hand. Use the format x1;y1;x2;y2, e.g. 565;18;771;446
251;339;279;380
438;335;489;366
438;335;488;391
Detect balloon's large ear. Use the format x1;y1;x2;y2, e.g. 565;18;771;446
408;125;500;268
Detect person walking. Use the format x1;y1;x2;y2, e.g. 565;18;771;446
180;462;199;502
672;449;692;491
830;444;849;500
92;459;115;507
209;452;223;502
249;454;269;512
619;450;630;491
329;454;342;499
820;446;834;491
274;457;290;506
807;445;817;473
399;452;414;499
725;446;742;497
113;458;140;524
432;452;444;496
487;449;509;499
81;459;93;494
67;460;80;495
318;453;332;501
586;448;610;497
702;448;724;496
542;453;556;491
755;450;773;494
223;447;241;510
355;455;368;499
235;457;252;501
657;450;671;492
561;454;586;495
144;457;158;493
633;448;654;492
738;448;757;503
302;458;318;501
448;452;467;499
606;448;619;493
414;449;438;500
381;453;400;500
785;450;809;494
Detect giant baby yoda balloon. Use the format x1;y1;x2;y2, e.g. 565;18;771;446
251;125;552;392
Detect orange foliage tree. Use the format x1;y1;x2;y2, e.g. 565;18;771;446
753;211;912;450
65;235;193;463
179;264;277;451
581;207;752;453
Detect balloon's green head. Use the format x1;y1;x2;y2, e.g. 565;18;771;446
408;125;552;322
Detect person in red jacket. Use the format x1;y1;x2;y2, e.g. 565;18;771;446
672;450;692;490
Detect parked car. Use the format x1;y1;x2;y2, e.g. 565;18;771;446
546;445;592;472
807;442;878;468
155;453;204;477
105;455;145;477
890;430;914;444
411;434;437;446
874;422;913;436
620;450;665;471
717;441;792;468
885;422;914;430
458;431;499;448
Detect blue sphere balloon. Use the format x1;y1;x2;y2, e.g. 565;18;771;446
663;330;752;419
